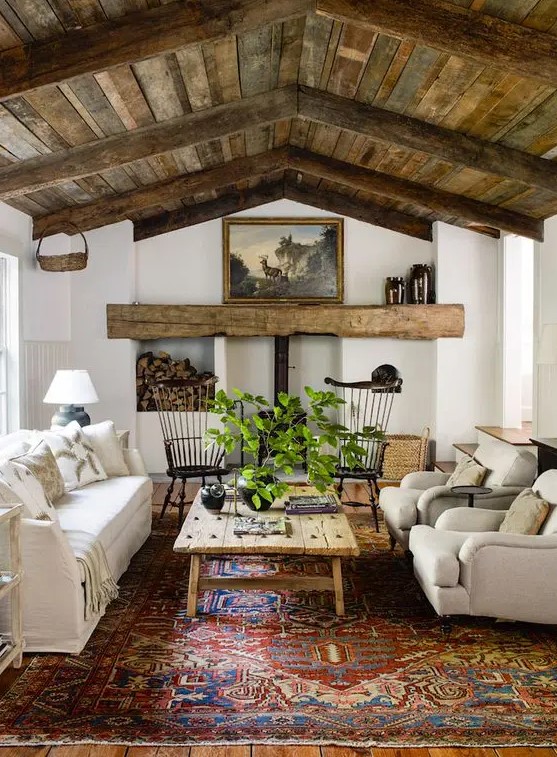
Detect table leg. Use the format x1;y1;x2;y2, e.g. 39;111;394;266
331;557;345;616
187;554;201;617
468;493;474;508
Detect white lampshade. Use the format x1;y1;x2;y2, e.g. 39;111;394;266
538;324;557;365
43;370;99;405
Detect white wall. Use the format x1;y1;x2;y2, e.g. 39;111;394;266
70;221;137;439
433;223;499;459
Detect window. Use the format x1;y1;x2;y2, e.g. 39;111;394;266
0;253;18;434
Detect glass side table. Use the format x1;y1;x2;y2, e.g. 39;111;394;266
451;485;493;508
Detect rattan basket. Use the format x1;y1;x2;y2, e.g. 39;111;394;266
382;426;430;481
35;223;88;272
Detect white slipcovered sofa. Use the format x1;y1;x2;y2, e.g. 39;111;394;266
0;429;152;653
409;469;557;628
379;443;537;551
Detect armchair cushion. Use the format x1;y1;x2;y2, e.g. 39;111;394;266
499;488;549;535
436;507;506;532
475;444;536;487
446;456;487;487
379;485;420;529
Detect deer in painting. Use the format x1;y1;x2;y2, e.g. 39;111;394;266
259;256;288;282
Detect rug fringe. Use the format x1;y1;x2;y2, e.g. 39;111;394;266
0;739;556;747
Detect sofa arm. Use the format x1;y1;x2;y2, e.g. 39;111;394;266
123;448;148;476
401;471;449;490
436;507;506;532
460;531;557;561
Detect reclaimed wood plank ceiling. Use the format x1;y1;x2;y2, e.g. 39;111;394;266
1;0;557;241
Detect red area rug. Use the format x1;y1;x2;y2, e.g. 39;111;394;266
1;515;557;746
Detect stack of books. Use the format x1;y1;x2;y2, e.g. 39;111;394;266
233;516;287;535
285;493;339;515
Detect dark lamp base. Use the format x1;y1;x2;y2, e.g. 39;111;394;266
51;405;91;428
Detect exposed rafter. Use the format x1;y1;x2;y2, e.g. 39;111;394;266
33;148;289;238
0;86;296;200
289;148;543;241
316;0;557;88
0;0;311;102
284;172;433;240
133;181;285;241
298;87;557;195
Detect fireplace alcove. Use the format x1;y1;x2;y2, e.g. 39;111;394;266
108;303;464;473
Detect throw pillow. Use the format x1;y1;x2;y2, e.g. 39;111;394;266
499;488;550;535
11;439;65;504
36;421;107;491
81;421;129;477
446;455;488;487
0;441;32;506
0;459;56;520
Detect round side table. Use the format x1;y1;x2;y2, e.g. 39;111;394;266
450;485;493;508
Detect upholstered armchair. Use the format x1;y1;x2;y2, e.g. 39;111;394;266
409;469;557;630
379;443;537;551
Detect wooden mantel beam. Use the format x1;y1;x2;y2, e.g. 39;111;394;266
289;148;543;241
299;86;557;195
133;181;285;241
0;86;296;201
107;303;465;340
33;148;289;238
284;173;433;241
0;0;311;102
317;0;557;89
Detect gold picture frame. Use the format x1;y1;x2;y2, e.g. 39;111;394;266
223;217;344;304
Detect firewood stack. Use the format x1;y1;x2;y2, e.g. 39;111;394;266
136;351;215;411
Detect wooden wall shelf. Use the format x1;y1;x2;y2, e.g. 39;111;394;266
107;303;464;340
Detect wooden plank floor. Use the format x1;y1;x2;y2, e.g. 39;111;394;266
0;483;554;756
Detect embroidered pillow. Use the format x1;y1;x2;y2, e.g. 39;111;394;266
0;441;32;506
36;421;107;491
81;421;129;477
499;488;550;535
0;459;56;520
446;455;488;487
11;439;65;504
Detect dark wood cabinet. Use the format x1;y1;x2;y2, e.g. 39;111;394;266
530;438;557;477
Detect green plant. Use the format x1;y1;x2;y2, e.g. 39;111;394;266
206;386;384;510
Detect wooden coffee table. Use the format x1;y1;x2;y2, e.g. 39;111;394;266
174;486;360;617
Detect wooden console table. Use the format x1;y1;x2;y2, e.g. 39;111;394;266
530;438;557;477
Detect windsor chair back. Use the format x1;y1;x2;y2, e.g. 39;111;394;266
324;365;403;531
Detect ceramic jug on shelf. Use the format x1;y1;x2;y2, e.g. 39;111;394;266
408;264;435;304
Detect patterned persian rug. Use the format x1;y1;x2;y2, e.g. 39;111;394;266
1;514;557;746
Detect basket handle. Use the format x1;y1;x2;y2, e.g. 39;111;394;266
36;223;89;261
421;426;430;439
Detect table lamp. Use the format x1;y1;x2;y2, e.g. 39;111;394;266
43;370;99;427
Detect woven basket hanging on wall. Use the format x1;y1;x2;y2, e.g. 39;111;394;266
382;426;430;481
35;223;89;272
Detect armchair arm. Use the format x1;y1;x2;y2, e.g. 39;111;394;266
401;471;449;490
123;448;148;476
458;532;557;624
436;507;506;532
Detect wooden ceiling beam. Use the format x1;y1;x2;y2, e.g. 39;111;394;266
289;147;543;241
299;87;557;195
0;86;296;201
284;171;432;241
0;0;311;102
316;0;557;88
133;181;285;241
33;148;289;238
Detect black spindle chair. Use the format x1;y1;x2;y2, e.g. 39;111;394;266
324;365;403;531
152;376;228;526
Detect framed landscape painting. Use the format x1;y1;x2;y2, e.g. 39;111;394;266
223;217;344;303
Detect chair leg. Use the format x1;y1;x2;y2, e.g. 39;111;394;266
336;477;345;500
160;477;176;520
177;480;187;527
440;616;452;636
368;477;380;532
389;534;397;551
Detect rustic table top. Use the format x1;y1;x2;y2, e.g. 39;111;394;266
173;486;360;557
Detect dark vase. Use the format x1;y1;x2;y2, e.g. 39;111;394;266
408;264;434;304
199;483;226;511
237;475;275;511
385;276;405;305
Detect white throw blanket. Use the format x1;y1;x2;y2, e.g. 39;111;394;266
65;530;119;619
